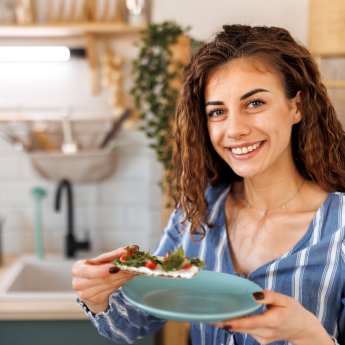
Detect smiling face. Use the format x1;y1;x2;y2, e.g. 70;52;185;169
205;58;302;179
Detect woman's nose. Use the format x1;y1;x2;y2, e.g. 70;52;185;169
226;112;251;139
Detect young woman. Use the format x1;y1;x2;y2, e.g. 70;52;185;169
72;25;345;345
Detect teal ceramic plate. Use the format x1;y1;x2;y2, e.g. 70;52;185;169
122;270;262;322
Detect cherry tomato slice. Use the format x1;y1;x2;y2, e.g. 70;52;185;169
124;246;139;259
163;252;170;264
181;257;192;270
144;260;157;269
120;254;128;262
124;250;134;258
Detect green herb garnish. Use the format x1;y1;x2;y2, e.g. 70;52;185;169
111;246;206;271
111;246;161;267
161;248;206;272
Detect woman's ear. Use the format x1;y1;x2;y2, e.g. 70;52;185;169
292;90;303;124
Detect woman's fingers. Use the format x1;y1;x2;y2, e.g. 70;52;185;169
252;290;290;308
71;250;139;314
77;279;131;303
72;261;113;279
90;245;140;263
89;247;127;263
72;271;135;291
75;274;136;308
210;290;291;331
211;313;269;331
72;260;135;280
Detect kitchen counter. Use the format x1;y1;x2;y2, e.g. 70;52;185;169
0;256;88;321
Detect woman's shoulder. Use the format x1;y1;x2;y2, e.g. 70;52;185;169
326;191;345;212
205;182;231;205
169;183;230;222
321;192;345;239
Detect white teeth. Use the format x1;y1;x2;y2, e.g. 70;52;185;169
231;141;263;155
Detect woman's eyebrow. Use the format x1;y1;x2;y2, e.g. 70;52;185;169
205;89;269;106
205;101;224;107
240;88;269;100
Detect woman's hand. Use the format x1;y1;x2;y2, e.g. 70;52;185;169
210;290;335;345
71;246;138;315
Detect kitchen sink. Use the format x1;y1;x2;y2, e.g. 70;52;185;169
0;255;79;300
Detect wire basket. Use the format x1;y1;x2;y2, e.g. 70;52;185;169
29;148;117;183
1;119;124;183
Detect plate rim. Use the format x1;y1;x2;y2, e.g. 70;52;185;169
122;270;263;322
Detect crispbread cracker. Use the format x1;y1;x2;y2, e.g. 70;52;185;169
112;256;201;279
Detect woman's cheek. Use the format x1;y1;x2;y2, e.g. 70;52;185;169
208;123;224;147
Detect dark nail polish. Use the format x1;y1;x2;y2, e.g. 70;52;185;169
132;245;140;250
109;267;120;274
253;292;265;300
224;326;232;330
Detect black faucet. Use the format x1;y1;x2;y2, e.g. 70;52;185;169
55;179;90;258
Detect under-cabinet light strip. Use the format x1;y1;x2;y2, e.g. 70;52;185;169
0;46;70;62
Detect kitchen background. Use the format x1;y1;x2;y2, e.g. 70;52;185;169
1;1;345;345
2;0;336;258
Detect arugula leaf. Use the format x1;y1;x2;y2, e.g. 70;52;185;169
111;246;207;271
189;258;207;268
160;248;206;272
111;247;161;267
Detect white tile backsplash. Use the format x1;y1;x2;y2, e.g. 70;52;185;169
0;158;20;178
1;208;34;232
99;231;150;252
99;182;147;207
2;232;35;253
0;130;164;256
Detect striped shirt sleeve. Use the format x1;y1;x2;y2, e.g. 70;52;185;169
337;240;345;345
153;207;187;256
77;291;166;344
77;208;183;343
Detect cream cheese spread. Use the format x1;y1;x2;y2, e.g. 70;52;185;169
116;256;200;279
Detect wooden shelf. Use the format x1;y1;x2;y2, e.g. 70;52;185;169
323;80;345;89
0;23;146;37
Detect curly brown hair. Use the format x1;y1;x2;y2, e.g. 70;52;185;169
173;24;345;242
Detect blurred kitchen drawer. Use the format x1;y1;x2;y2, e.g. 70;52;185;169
0;320;154;345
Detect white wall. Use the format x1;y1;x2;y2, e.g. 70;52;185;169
151;0;310;45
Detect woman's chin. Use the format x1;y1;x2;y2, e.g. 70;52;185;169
231;166;264;179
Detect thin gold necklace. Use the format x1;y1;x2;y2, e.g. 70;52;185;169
242;179;305;215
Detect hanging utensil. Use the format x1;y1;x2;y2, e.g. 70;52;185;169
31;121;56;152
31;187;47;260
0;123;29;151
60;108;78;154
99;108;132;148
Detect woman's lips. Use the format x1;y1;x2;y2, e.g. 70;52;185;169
227;140;266;160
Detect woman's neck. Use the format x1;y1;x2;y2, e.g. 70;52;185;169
241;156;304;211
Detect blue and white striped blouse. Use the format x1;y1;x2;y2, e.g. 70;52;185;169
78;183;345;345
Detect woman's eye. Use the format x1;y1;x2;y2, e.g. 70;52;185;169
209;109;225;117
247;100;265;108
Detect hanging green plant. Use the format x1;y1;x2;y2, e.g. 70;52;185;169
131;21;190;176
